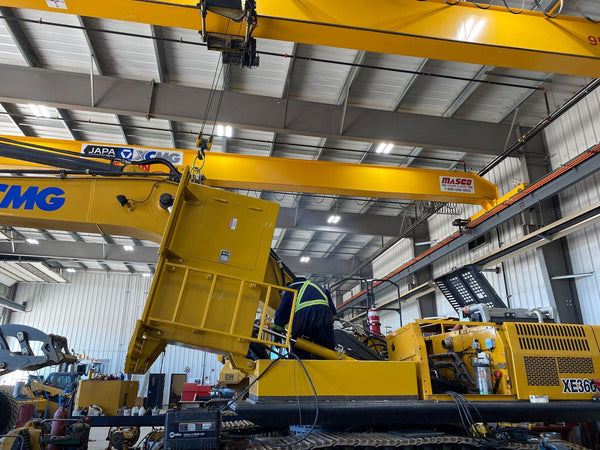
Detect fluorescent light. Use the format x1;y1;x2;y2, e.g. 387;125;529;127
142;273;152;278
66;268;76;273
38;105;51;117
216;124;233;138
28;104;41;117
123;245;134;251
300;256;310;263
327;215;341;224
28;104;52;118
375;143;393;154
414;240;436;246
26;238;39;245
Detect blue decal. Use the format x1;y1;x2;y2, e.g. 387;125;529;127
0;185;66;212
118;148;134;160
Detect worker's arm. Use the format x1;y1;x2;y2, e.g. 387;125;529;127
273;290;294;330
325;288;337;318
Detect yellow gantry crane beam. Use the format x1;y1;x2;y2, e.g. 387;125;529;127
0;135;499;208
1;0;599;77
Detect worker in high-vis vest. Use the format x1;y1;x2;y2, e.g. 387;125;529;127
273;277;337;358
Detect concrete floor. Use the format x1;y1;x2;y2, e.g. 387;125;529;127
88;426;157;450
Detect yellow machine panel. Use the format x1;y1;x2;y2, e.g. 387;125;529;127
387;320;514;400
74;380;139;416
250;360;418;401
125;169;282;373
503;322;600;400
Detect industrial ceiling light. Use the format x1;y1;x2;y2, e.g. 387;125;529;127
375;143;393;154
300;256;310;263
25;238;39;245
327;215;341;224
216;124;233;138
142;273;152;278
414;240;436;246
28;103;51;118
123;245;134;252
66;268;76;273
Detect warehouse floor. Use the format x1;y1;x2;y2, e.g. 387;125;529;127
88;426;156;450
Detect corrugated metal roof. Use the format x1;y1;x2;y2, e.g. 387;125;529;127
81;18;159;81
14;9;90;73
0;19;26;66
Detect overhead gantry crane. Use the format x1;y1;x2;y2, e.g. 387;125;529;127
0;0;599;76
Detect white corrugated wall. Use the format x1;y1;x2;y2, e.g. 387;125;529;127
428;156;552;317
5;272;221;405
544;87;600;325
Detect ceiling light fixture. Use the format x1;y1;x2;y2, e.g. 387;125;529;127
123;245;134;251
375;143;393;154
327;215;341;224
142;273;152;278
216;124;233;138
300;256;310;263
28;103;51;118
25;238;39;245
66;268;76;273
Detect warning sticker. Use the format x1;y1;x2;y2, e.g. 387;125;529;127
46;0;67;9
229;218;238;230
219;250;231;263
439;176;475;194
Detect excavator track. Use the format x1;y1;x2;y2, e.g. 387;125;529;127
222;431;590;449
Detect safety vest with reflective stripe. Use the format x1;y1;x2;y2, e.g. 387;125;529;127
293;280;330;312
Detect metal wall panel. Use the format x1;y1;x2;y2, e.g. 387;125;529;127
544;88;600;325
6;272;220;404
372;238;414;279
429;157;551;316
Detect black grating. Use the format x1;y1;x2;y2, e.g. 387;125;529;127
557;357;594;374
524;356;559;386
434;265;507;312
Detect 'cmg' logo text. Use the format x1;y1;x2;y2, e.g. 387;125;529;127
0;185;66;212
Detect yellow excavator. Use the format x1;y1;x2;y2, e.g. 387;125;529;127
0;135;599;449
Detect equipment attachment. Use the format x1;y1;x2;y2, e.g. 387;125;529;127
199;0;259;67
434;264;507;312
0;324;77;375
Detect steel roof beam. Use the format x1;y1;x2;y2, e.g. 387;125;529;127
0;240;159;263
78;16;131;145
277;207;414;237
1;8;80;140
151;24;177;149
0;240;357;275
0;64;512;155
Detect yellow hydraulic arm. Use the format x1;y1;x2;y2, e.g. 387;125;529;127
0;164;297;373
0;136;499;209
0;0;599;77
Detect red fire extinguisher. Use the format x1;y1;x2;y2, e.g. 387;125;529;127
367;306;381;335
